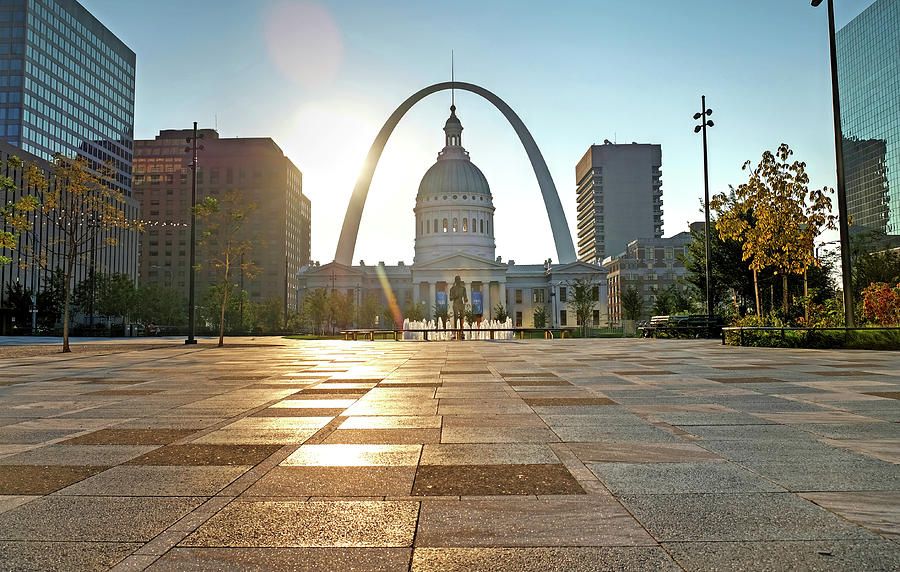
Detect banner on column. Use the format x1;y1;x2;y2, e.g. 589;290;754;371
436;291;447;311
472;291;483;315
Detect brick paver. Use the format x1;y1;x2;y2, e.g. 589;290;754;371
0;337;898;570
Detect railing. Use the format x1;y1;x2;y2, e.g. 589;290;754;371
341;328;578;341
722;326;900;348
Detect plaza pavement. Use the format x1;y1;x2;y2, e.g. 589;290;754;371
0;337;898;571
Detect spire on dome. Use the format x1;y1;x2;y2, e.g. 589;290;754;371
443;105;463;149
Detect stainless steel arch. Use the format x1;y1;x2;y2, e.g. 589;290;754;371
334;81;576;266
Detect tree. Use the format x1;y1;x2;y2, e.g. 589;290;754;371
403;299;426;321
0;155;24;266
621;286;644;321
651;286;673;316
861;283;900;326
36;268;66;329
2;156;141;351
492;303;508;322
711;144;837;316
533;304;547;328
682;219;755;311
195;191;258;347
134;283;187;328
328;290;355;332
567;278;598;332
5;282;33;330
257;297;284;332
301;288;329;333
97;273;136;329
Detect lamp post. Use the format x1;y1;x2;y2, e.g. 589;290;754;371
184;122;204;344
693;96;715;320
811;0;854;327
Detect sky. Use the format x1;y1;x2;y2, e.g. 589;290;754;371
82;0;878;266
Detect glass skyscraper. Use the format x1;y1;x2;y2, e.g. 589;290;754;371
0;0;135;195
837;0;900;237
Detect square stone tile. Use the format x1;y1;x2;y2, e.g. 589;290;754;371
85;389;162;396
56;465;248;496
566;442;723;463
149;547;412;571
663;539;900;571
61;428;195;445
182;500;418;547
522;397;617;406
421;444;560;465
252;408;344;417
0;445;156;466
618;493;879;542
745;460;900;492
190;427;319;445
323;428;442;444
415;497;654;547
281;444;421;466
0;495;203;541
587;462;781;494
245;466;417;497
0;540;141;571
411;547;680;571
801;491;900;540
126;444;281;466
339;416;442;429
0;465;106;494
0;495;39;515
412;464;584;496
440;426;560;444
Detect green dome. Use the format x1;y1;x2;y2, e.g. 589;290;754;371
417;157;491;199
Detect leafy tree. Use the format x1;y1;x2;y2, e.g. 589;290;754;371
301;288;329;333
0;155;24;266
567;278;598;331
621;286;644;321
682;218;755;311
5;282;33;329
651;286;673;316
134;283;187;327
492;303;508;322
357;293;381;329
328;290;355;332
463;303;478;325
533;304;547;328
257;297;284;332
711;144;837;315
3;156;141;351
98;273;136;328
195;191;258;347
851;233;900;296
36;268;66;329
403;299;426;321
861;283;900;326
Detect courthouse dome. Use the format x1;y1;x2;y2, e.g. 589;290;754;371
416;106;492;200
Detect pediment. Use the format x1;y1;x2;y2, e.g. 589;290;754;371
550;260;606;275
297;261;363;278
413;252;507;271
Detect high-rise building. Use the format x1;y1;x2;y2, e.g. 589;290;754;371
837;0;900;236
575;142;663;265
133;130;310;312
0;0;135;197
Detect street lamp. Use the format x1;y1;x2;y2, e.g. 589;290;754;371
693;96;715;320
184;122;204;344
811;0;855;327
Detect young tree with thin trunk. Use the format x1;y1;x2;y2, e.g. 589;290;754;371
2;155;140;352
712;144;837;316
195;190;258;347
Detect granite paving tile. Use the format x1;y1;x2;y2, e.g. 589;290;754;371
0;540;141;571
0;465;106;494
61;428;195;445
587;461;781;494
148;547;411;571
182;500;418;547
619;493;881;542
412;464;584;496
281;444;421;466
323;428;442;444
801;491;900;540
820;438;900;463
55;466;248;496
420;443;559;465
245;466;417;497
0;495;203;541
663;539;900;571
743;460;900;492
0;444;155;466
566;442;723;463
125;444;281;466
440;426;560;443
410;546;680;571
415;497;654;547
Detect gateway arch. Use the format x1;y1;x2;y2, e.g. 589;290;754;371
334;81;577;266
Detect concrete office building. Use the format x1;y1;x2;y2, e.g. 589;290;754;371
133;130;310;312
603;229;695;324
837;0;900;237
576;142;663;265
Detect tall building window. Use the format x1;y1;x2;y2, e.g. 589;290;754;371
452;218;458;232
442;218;448;233
463;218;468;232
426;219;430;233
434;219;439;233
533;288;545;303
515;311;522;327
560;286;567;302
480;219;484;233
560;310;567;326
515;289;522;304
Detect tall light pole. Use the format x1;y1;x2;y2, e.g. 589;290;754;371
184;122;204;344
693;96;715;319
812;0;855;327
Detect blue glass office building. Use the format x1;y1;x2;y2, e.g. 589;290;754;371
837;0;900;236
0;0;135;196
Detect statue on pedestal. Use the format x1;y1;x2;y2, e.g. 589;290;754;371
449;275;468;331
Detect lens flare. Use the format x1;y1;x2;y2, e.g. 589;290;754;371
375;264;404;327
263;1;342;87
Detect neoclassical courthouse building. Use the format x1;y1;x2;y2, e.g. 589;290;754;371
297;104;607;328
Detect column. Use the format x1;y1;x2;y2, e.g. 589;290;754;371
428;282;436;320
413;282;421;306
498;282;507;314
482;281;491;320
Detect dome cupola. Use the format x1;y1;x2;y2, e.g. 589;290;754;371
414;106;496;264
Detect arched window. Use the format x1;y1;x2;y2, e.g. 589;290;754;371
480;219;484;233
426;219;431;233
434;219;438;233
462;218;468;232
442;218;448;233
487;220;491;235
452;218;458;232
